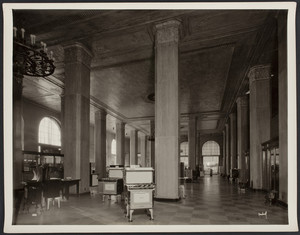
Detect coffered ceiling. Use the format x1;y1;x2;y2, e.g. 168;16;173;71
14;9;279;135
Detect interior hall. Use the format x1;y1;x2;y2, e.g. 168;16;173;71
11;9;289;226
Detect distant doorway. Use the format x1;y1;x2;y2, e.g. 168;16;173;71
202;141;220;175
203;156;219;175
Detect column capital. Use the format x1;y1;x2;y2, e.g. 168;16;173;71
64;42;93;68
236;96;249;107
154;20;181;44
248;64;271;86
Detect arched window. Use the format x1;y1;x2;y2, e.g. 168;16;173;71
38;117;61;146
202;141;220;156
202;141;220;175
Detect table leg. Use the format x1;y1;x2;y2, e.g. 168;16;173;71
65;185;70;200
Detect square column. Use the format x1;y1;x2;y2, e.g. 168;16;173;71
225;123;230;176
248;64;271;189
155;20;180;199
140;135;147;167
236;96;249;183
130;130;138;165
230;112;237;170
64;43;92;193
188;116;197;170
116;120;125;165
95;109;107;178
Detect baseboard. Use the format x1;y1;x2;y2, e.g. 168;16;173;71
154;197;181;202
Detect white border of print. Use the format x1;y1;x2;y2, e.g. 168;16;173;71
3;2;298;233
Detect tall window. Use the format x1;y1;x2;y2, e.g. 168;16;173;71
38;117;61;146
110;139;117;165
202;141;220;174
202;141;220;156
111;139;116;155
180;142;189;167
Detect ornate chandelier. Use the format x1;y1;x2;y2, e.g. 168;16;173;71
13;27;55;77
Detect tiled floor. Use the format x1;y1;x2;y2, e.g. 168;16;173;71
16;175;288;225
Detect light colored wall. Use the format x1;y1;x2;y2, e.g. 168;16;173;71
22;98;60;152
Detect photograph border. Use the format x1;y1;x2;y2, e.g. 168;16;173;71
2;2;298;233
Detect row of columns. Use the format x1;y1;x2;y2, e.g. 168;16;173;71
222;64;277;190
62;43;154;193
12;19;182;200
13;18;287;203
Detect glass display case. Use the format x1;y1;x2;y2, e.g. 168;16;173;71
22;151;64;182
262;138;279;194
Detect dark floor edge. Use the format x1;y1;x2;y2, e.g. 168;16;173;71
154;197;181;202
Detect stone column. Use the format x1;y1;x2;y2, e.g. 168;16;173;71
13;73;23;190
155;20;180;199
225;123;230;176
64;43;92;193
116;120;125;165
222;130;226;175
188;116;197;170
140;135;147;167
236;96;249;183
278;12;288;203
230;112;237;171
95;109;107;179
248;64;271;189
130;129;138;165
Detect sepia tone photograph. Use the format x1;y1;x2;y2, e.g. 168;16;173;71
3;2;298;233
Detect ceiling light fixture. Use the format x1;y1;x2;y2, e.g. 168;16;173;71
13;27;55;78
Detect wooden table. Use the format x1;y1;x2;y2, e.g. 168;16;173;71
61;179;81;200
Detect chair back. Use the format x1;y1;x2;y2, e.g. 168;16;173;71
43;180;62;198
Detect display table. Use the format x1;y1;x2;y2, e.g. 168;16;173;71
60;179;81;200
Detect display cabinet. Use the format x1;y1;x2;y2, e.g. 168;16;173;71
262;138;279;195
22;151;64;182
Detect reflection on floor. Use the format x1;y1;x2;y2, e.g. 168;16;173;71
16;176;288;225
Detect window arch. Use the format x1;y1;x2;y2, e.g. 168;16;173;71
202;141;220;175
38;117;61;146
202;141;220;156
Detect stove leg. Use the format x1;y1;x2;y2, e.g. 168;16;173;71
129;209;134;222
149;209;154;220
126;204;129;217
